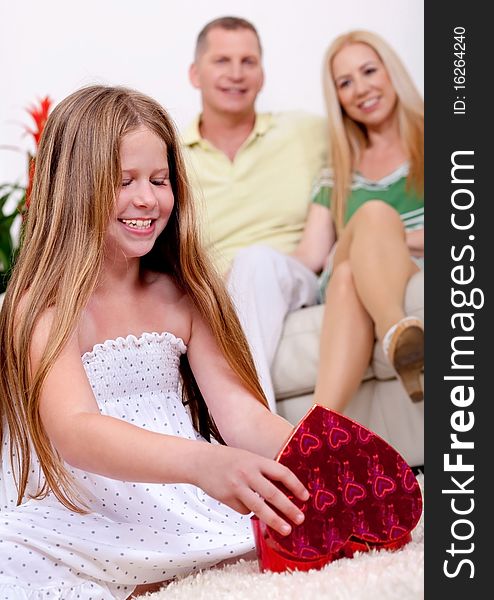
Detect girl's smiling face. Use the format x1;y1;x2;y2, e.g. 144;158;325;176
332;42;397;129
104;126;174;263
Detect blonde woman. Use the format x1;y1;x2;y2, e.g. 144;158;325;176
293;30;424;412
0;86;308;598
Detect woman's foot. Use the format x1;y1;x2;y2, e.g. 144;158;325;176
383;317;424;402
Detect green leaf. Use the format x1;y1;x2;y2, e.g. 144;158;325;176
0;183;26;210
0;190;13;211
0;230;13;261
0;182;24;290
0;274;9;295
1;212;17;229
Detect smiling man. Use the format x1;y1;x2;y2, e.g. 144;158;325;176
183;17;327;410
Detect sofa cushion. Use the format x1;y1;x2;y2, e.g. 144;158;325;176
272;270;424;400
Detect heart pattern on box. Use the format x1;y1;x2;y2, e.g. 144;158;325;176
252;405;422;571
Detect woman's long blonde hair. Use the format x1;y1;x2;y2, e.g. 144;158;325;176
322;30;424;232
0;85;267;511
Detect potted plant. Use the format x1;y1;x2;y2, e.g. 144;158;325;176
0;96;52;298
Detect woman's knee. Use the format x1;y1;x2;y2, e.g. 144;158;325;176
351;200;403;230
324;260;355;302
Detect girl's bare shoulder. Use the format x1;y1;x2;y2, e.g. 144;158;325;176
15;292;56;346
15;297;81;370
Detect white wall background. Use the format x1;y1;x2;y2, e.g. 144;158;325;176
0;0;423;185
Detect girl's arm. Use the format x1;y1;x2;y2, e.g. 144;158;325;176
185;307;311;530
186;306;297;458
34;311;210;484
291;203;336;273
406;227;424;258
34;311;307;535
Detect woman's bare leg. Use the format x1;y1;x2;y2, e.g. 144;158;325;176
333;201;419;340
313;261;375;412
314;201;423;407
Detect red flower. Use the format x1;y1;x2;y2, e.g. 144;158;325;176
24;96;52;208
25;95;52;148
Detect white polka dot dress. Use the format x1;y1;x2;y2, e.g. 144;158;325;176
0;332;255;599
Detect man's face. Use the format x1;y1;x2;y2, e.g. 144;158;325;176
190;27;264;118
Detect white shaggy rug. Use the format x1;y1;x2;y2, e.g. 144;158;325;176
142;475;424;600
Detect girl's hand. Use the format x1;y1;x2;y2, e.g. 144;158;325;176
195;444;309;536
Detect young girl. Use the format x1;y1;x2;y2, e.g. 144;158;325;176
0;85;308;599
293;30;424;411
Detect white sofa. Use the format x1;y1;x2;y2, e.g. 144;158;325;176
271;270;424;467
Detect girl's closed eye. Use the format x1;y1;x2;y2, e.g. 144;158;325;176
151;178;169;186
121;179;132;187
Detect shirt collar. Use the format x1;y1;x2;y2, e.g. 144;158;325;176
182;115;202;146
182;113;273;147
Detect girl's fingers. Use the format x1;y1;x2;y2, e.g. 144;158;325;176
265;462;309;502
254;477;306;527
242;488;294;536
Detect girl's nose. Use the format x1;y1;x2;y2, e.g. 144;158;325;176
133;182;157;208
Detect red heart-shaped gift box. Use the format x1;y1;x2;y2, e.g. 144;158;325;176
252;405;422;572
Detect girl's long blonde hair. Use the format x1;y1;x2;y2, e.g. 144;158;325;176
322;30;424;232
0;85;267;511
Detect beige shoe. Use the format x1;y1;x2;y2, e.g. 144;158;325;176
382;317;424;402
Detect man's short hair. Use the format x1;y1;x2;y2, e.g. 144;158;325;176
194;16;262;60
